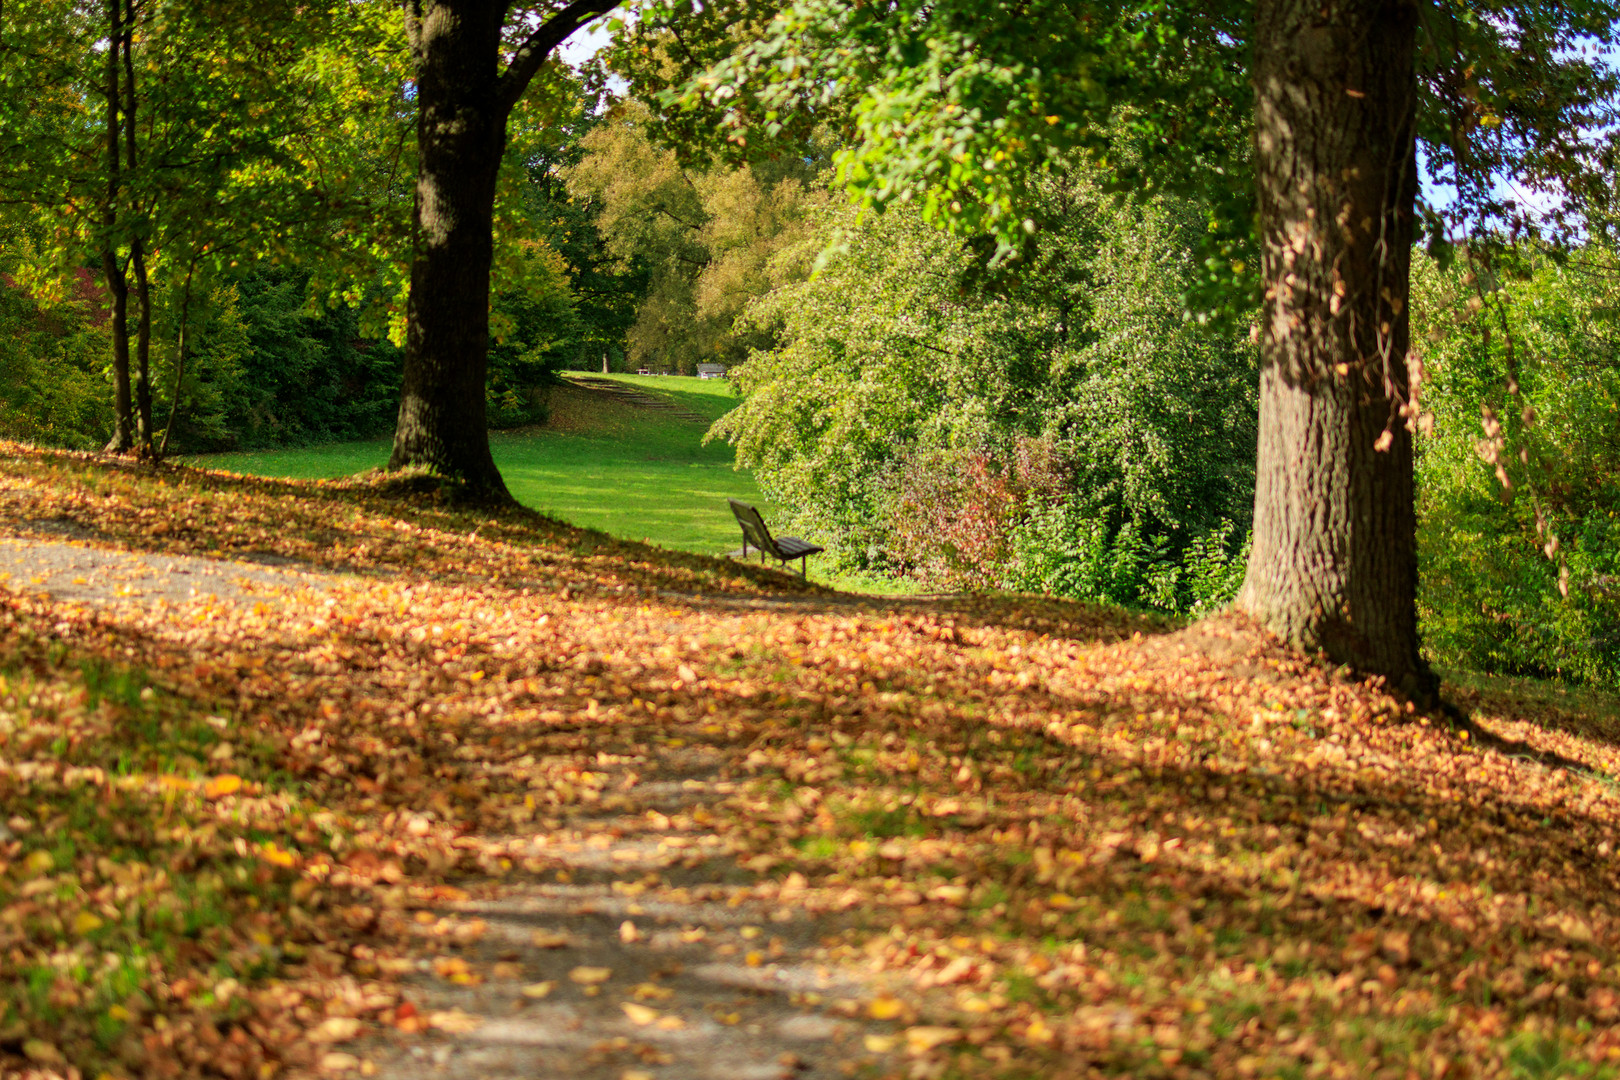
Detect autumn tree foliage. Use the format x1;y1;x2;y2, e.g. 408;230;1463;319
563;101;830;374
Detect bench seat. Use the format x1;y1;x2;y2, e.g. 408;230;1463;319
727;499;824;577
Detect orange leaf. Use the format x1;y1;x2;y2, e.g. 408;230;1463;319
204;774;243;800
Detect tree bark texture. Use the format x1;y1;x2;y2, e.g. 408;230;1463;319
100;0;132;454
388;1;510;499
1237;0;1431;697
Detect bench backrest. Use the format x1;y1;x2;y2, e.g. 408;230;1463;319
728;499;778;556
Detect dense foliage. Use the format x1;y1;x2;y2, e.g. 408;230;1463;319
715;169;1256;614
1414;245;1620;684
0;267;109;450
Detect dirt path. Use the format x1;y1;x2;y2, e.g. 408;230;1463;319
563;376;710;425
364;746;872;1080
1;533;895;1080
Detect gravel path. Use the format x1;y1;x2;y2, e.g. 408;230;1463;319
0;534;331;609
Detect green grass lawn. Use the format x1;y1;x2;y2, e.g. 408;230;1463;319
187;373;929;593
187;375;767;558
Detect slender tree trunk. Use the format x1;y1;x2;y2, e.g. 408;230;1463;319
158;258;196;459
130;239;153;452
387;1;510;500
1237;0;1431;698
100;0;133;454
122;0;153;454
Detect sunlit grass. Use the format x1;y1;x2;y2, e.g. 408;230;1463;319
185;377;794;566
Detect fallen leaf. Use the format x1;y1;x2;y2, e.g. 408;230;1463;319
622;1002;660;1025
570;966;612;985
868;996;907;1020
312;1017;362;1043
631;982;674;1001
22;1040;64;1065
427;1009;483;1034
906;1026;962;1054
204;773;243;800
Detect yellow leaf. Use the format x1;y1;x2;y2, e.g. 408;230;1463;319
621;1002;659;1025
205;774;243;800
73;910;105;935
868;996;906;1020
260;842;298;868
531;930;569;948
906;1026;962;1054
864;1034;897;1053
569;966;612;985
23;850;53;877
631;982;674;1001
521;982;556;999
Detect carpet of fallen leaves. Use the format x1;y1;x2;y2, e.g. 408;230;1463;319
2;443;1620;1080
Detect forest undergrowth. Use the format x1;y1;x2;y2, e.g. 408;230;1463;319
0;443;1618;1080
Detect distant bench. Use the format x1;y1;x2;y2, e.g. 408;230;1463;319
727;499;824;577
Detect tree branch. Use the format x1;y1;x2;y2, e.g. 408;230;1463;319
495;0;620;114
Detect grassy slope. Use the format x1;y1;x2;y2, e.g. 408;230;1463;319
7;447;1620;1078
186;374;764;557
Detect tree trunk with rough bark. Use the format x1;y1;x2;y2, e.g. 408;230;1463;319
388;0;615;500
1237;0;1432;699
387;1;511;500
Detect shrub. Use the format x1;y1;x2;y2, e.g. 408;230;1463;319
716;165;1257;608
1412;244;1620;684
0;270;110;450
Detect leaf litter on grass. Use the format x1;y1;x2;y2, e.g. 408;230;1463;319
0;442;1618;1079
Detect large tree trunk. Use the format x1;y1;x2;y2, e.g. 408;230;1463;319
387;1;511;501
1237;0;1432;699
100;0;133;455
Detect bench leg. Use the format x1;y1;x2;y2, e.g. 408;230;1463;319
800;555;807;578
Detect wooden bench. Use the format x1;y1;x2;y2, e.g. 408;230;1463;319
727;499;824;577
